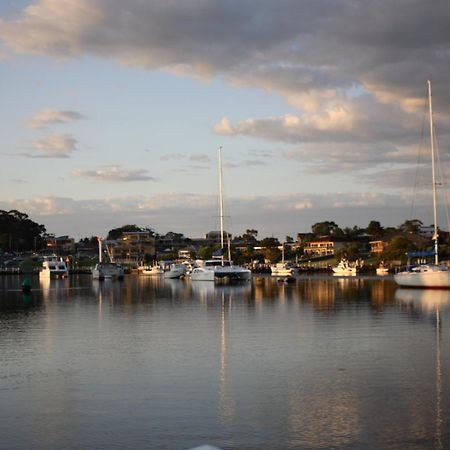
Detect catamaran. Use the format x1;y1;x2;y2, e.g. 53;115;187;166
191;147;251;283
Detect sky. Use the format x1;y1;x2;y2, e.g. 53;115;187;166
1;0;450;241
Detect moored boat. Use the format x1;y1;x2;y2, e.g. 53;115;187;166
39;255;68;279
394;81;450;288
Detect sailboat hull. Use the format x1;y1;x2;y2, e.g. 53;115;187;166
394;268;450;288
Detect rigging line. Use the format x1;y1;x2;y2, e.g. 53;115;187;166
409;90;428;220
433;124;450;233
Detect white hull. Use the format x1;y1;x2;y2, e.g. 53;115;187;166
39;270;68;279
141;267;164;276
164;264;187;279
376;267;389;275
39;257;68;279
270;264;294;277
394;266;450;288
92;262;124;280
332;267;357;275
191;265;251;282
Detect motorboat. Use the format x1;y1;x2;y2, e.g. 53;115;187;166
394;81;450;288
39;255;68;279
376;263;389;275
92;262;124;280
140;264;164;276
191;259;251;282
270;243;295;276
332;259;358;275
271;262;295;277
164;263;187;279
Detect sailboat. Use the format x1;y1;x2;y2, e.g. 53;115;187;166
394;81;450;288
191;147;252;282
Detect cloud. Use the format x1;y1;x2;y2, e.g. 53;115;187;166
2;0;450;179
23;133;78;158
27;108;85;129
0;191;442;240
72;165;157;182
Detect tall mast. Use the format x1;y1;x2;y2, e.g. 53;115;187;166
97;237;103;263
218;146;225;263
428;80;439;265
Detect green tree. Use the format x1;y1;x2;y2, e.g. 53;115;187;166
0;210;46;251
260;237;280;248
399;219;423;233
107;225;154;240
367;220;384;237
311;221;342;236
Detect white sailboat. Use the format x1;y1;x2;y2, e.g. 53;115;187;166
394;81;450;288
191;147;251;283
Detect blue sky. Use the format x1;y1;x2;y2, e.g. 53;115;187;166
1;0;450;240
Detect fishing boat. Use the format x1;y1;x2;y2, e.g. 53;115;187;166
92;238;124;280
394;81;450;288
270;243;295;276
39;255;68;279
191;147;251;283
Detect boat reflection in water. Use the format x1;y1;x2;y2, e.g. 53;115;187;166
395;288;449;450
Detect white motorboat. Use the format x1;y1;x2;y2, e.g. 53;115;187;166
376;263;389;275
191;147;251;283
394;81;450;288
140;264;164;276
39;255;68;279
270;243;295;276
332;259;358;275
164;263;187;279
191;259;252;282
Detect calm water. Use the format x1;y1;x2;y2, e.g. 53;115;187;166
1;274;449;450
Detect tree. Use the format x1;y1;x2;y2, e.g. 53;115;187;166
382;236;418;262
0;210;46;251
107;225;154;240
400;219;423;233
367;220;384;237
260;237;280;248
311;221;342;236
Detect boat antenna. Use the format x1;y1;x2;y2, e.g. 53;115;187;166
428;80;439;265
218;146;225;265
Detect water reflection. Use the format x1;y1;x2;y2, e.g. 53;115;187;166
396;288;449;450
1;275;449;449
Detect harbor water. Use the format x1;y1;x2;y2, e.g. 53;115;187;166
1;274;449;449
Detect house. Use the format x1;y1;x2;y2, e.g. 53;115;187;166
112;231;155;263
303;236;348;257
45;235;75;254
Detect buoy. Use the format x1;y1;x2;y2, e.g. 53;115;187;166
22;278;32;293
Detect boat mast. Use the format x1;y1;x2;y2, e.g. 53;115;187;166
218;146;225;265
428;80;439;265
97;237;103;263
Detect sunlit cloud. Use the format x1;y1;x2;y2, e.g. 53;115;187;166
72;165;157;182
27;108;85;129
23;133;78;158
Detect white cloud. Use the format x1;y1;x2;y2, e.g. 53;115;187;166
72;165;157;182
27;108;85;129
0;191;442;240
23;133;78;158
